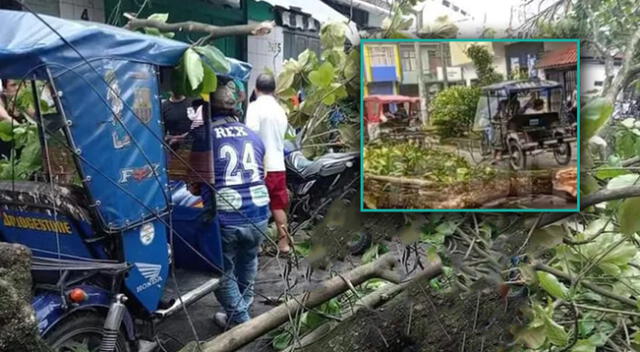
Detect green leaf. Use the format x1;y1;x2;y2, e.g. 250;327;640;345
570;339;597;352
297;49;318;72
581;97;613;140
308;62;335;88
194;45;231;74
147;13;169;23
344;49;359;81
594;167;629;179
321;93;335;105
271;331;292;350
200;63;218;94
621;117;635;129
319;22;346;49
607;174;640;190
529;225;564;251
517;326;546;349
0;121;14;142
536;271;568;299
184;48;204;90
362;243;380;264
619;197;640;234
545;316;569;346
276;70;295;95
143;27;163;37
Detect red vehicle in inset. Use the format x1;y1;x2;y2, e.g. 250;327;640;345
363;95;421;140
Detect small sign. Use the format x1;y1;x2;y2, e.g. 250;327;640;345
140;223;155;246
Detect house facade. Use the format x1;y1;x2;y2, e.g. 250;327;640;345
536;43;578;98
3;0;350;93
363;43;402;96
398;42;464;97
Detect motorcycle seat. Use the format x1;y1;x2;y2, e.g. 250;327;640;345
287;150;358;179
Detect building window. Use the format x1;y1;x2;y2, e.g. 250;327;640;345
594;81;603;87
442;0;450;7
400;49;416;72
369;46;395;66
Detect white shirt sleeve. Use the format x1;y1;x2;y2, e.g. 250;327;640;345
245;102;260;132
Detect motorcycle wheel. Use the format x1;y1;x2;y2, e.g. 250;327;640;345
44;311;131;352
347;231;373;256
553;142;571;165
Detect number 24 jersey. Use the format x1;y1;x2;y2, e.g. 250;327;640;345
210;120;270;225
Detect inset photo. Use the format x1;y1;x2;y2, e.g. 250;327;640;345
361;39;580;211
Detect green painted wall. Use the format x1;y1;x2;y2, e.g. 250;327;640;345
103;0;249;59
247;0;274;21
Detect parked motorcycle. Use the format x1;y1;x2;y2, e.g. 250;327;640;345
284;138;371;255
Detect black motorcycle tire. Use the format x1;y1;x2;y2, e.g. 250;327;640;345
44;311;131;352
348;231;373;256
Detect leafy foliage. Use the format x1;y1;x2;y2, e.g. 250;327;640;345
0;122;42;180
275;21;359;155
430;85;481;138
464;44;503;86
137;13;230;97
364;142;495;184
419;15;458;38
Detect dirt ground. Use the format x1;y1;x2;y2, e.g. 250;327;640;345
155;249;365;351
443;141;578;171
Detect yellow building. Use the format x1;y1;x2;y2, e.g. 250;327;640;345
362;43;402;96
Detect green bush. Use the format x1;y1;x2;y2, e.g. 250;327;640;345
430;86;481;138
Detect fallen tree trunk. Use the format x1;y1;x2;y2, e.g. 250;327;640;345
0;243;53;352
299;276;528;352
180;253;442;352
283;263;443;352
365;168;576;209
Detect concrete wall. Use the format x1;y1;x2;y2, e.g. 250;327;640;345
23;0;59;16
247;22;284;93
60;0;104;22
582;61;621;96
24;0;104;22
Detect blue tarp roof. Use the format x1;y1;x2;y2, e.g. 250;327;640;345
0;9;251;81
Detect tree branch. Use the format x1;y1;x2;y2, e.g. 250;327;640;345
123;13;274;40
534;262;638;308
605;25;640;100
538;185;640;227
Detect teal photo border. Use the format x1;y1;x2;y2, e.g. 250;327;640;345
359;38;581;213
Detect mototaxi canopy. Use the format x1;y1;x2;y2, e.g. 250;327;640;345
364;95;421;124
0;9;251;80
0;9;251;231
474;79;562;130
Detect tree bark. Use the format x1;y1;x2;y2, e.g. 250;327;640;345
298;275;528;352
123;13;274;40
365;168;576;209
0;243;53;352
179;254;442;352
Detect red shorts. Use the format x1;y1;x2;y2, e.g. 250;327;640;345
265;171;289;210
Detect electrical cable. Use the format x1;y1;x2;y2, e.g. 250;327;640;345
10;4;299;347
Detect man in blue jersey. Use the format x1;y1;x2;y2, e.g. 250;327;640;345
206;79;270;328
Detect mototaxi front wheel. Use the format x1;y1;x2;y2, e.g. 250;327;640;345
44;311;131;352
508;140;527;170
553;142;572;165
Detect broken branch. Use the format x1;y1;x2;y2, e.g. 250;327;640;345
184;253;441;352
123;13;274;40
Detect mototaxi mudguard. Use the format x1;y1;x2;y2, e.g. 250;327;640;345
33;284;136;342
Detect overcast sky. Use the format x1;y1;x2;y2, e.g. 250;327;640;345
415;0;542;35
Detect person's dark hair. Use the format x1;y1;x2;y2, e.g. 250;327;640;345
255;73;276;94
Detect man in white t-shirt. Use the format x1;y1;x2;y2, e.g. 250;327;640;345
245;73;291;254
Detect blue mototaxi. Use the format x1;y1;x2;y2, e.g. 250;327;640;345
0;10;251;351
